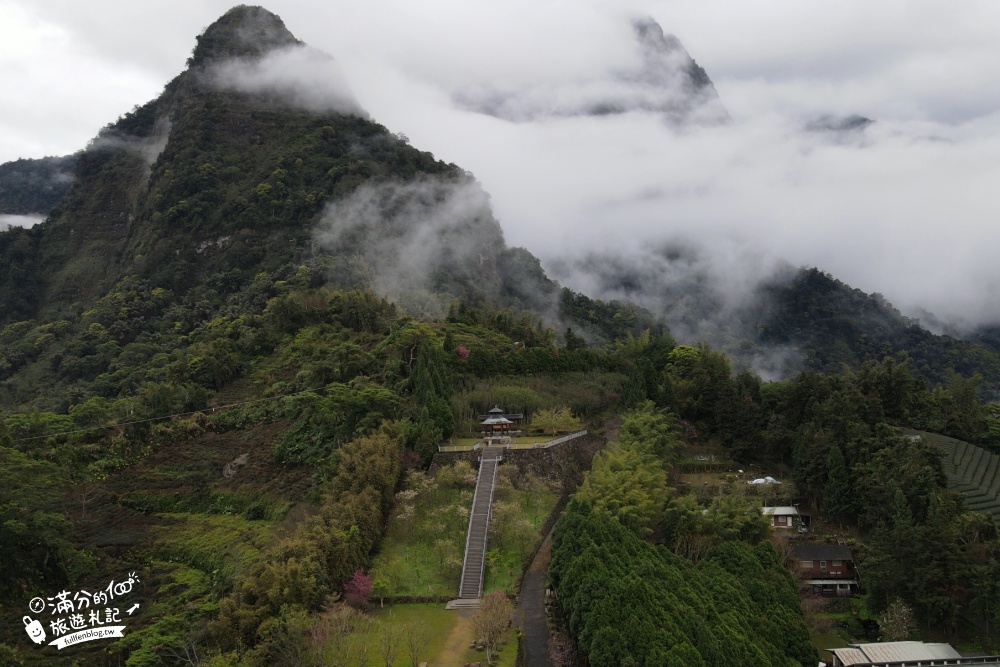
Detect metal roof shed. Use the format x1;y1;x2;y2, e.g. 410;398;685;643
830;641;963;667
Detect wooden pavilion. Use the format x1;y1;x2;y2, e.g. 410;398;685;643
478;406;524;440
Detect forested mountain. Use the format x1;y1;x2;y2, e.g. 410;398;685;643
2;7;995;397
3;5;1000;666
0;11;665;663
0;5;535;324
0;5;664;411
0;155;77;217
558;245;1000;393
754;268;1000;391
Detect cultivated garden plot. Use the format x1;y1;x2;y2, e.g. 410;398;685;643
911;429;1000;523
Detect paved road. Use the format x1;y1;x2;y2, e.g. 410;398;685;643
517;530;554;667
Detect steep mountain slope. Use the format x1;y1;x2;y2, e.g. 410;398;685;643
556;243;1000;391
0;7;553;323
0;155;77;218
2;4;997;403
754;268;1000;390
0;5;660;411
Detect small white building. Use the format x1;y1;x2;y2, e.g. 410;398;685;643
761;505;800;529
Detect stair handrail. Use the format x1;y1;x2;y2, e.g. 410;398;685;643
459;453;489;597
476;456;501;599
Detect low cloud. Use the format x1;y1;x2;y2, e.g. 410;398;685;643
88;117;171;168
5;0;1000;338
311;176;506;318
454;74;725;125
0;214;45;230
547;241;807;377
208;45;365;116
426;104;1000;334
453;18;727;125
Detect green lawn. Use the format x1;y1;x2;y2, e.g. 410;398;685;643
373;483;471;597
485;487;557;594
316;603;519;667
373;603;518;667
376;538;463;598
448;434;560;446
372;603;459;665
372;462;559;598
811;625;850;665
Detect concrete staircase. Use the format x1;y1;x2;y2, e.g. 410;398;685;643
457;447;504;601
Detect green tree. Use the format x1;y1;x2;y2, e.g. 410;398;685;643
531;406;582;435
617;401;681;464
576;444;666;538
0;447;96;600
823;445;853;526
564;327;586;350
942;371;984;442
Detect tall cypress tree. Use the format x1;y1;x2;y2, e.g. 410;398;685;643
409;341;455;461
823;445;853;526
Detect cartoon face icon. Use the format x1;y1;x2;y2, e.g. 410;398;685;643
23;616;46;644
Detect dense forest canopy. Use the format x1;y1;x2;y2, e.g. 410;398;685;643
0;155;77;217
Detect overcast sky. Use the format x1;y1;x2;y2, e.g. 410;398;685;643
3;0;1000;328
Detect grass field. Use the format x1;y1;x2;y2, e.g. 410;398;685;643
313;603;518;667
484;487;557;594
444;434;565;452
374;520;468;597
372;461;559;598
378;603;517;667
811;626;850;665
372;470;473;597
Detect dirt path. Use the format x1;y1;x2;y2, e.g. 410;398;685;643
434;609;474;667
516;530;554;667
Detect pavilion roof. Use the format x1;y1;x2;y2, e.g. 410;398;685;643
482;416;514;425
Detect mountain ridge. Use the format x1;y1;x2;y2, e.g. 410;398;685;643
0;5;670;410
1;5;998;399
453;15;729;124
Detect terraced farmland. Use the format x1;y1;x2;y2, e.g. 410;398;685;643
909;430;1000;523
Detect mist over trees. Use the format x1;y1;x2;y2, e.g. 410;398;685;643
4;5;1000;664
0;155;77;217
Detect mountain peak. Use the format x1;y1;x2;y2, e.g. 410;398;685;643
188;5;301;67
630;16;721;104
453;15;728;124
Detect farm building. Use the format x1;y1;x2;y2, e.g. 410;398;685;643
794;543;858;596
761;505;808;530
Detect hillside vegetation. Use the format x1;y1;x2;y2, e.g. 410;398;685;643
0;155;77;216
4;5;1000;667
